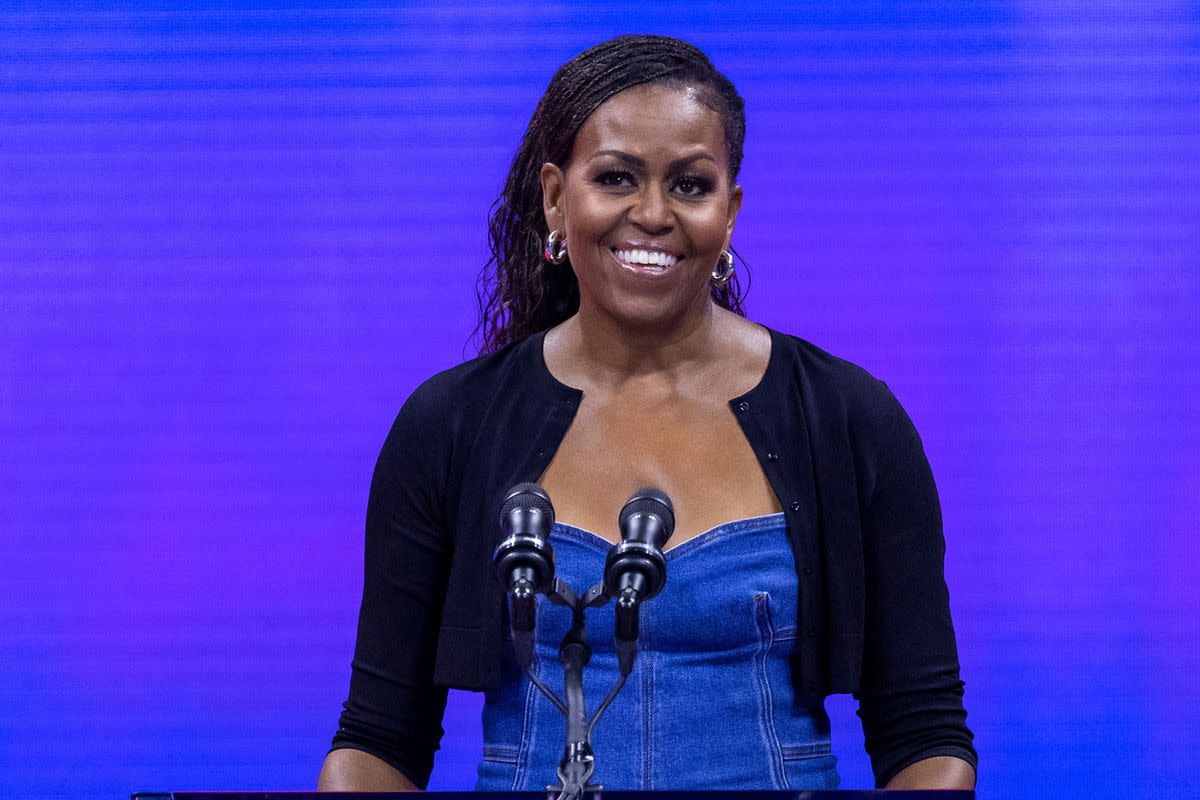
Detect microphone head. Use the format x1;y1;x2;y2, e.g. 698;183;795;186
618;486;675;549
494;482;556;594
499;482;555;533
607;486;674;601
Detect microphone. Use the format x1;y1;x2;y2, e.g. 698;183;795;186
493;483;556;667
605;487;673;675
604;487;674;602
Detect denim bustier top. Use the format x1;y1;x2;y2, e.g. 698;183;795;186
475;512;841;791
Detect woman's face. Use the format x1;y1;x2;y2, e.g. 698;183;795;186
541;83;742;329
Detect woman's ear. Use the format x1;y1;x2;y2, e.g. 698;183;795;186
725;183;744;245
540;162;566;231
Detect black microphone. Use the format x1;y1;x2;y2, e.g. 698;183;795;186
605;487;673;676
604;487;674;603
493;483;556;667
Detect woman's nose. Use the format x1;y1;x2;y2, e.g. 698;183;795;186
627;185;672;232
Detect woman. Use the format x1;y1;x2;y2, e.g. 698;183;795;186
318;34;976;792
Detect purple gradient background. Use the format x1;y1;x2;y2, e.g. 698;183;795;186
1;3;1198;798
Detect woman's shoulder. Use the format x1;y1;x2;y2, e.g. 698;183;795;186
764;326;929;487
407;335;532;402
388;332;546;436
764;324;895;414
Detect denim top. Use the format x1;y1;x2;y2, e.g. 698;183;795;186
476;512;841;791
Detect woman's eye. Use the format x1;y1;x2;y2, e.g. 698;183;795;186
675;175;713;196
596;170;635;188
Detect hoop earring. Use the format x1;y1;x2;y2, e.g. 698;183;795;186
711;250;735;286
544;230;568;264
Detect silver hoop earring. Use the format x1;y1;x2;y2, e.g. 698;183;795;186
711;250;735;286
544;229;568;264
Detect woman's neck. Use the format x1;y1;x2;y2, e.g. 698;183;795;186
547;301;733;392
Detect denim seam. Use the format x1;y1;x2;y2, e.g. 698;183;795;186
482;744;521;763
666;512;788;562
551;513;788;563
641;646;654;789
781;742;833;760
512;649;539;791
754;591;789;790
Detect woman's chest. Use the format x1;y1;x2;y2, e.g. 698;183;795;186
537;392;782;546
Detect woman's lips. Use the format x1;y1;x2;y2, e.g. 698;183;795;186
609;247;682;278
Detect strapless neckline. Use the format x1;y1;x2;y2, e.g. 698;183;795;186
551;511;787;560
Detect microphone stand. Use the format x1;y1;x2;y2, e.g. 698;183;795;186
508;577;636;800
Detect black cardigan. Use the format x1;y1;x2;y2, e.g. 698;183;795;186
330;325;976;788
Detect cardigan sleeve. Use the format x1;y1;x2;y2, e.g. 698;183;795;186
851;379;978;787
328;383;453;789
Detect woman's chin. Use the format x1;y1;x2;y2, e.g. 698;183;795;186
599;293;709;333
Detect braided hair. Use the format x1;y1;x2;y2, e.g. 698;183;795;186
473;34;749;355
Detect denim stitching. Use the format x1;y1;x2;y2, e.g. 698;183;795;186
482;744;521;763
642;626;655;788
550;512;787;563
781;742;833;760
549;523;611;554
753;591;789;789
512;647;539;790
666;512;788;562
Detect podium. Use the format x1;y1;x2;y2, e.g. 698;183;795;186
133;792;973;799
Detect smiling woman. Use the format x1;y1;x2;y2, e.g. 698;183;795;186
540;82;741;333
475;35;751;353
318;34;977;793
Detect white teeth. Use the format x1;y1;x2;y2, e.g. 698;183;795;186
615;248;679;268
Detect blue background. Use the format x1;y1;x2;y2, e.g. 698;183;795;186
1;2;1197;798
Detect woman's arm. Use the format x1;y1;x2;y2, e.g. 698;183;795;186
318;748;420;792
885;755;976;790
323;383;455;790
852;379;978;787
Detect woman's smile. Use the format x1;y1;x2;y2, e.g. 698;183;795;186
610;244;684;278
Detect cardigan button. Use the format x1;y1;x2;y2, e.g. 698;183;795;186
737;400;750;412
807;628;816;639
767;449;779;461
803;563;812;575
789;501;801;512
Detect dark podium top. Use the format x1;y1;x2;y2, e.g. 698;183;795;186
133;792;974;799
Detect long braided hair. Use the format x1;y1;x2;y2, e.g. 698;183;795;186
473;35;749;356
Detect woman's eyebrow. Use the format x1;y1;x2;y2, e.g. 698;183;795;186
591;150;717;171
